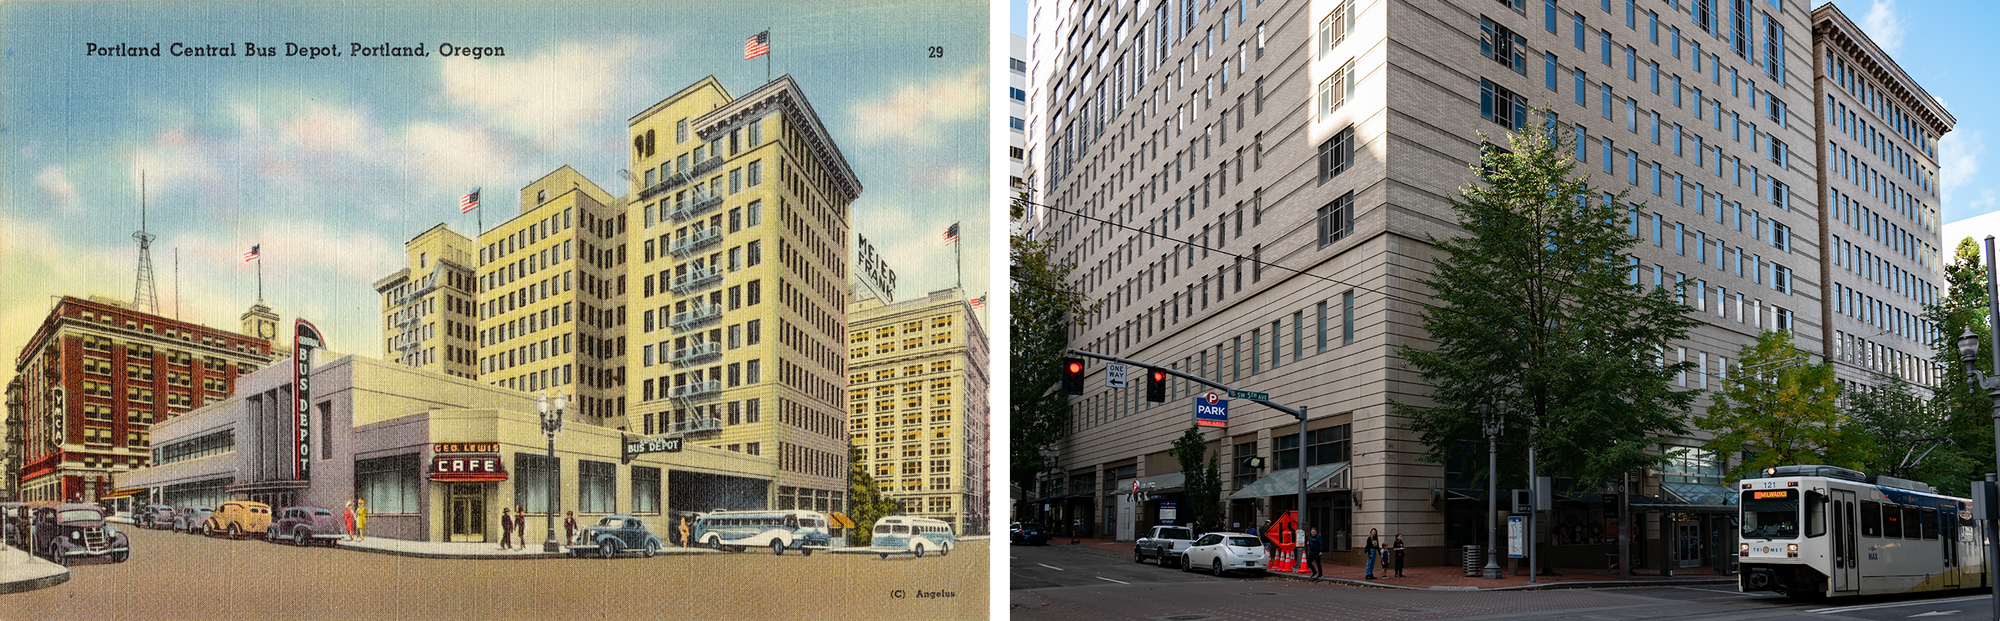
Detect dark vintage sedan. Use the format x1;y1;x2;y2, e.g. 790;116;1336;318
33;504;129;566
137;504;176;530
567;515;662;559
1011;522;1052;545
266;506;343;547
172;506;213;534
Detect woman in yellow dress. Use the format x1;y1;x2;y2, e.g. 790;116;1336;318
354;498;369;540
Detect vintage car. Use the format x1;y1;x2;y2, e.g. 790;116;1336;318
266;506;343;547
137;504;177;530
567;515;662;559
203;500;272;538
173;506;213;534
32;504;129;566
0;502;29;548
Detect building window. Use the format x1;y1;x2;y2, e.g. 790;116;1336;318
631;466;661;514
355;453;420;514
1480;17;1527;74
579;460;616;513
1480;79;1526;131
1317;192;1353;248
1318;60;1355;119
1342;291;1356;344
1317;126;1354;184
515;453;556;513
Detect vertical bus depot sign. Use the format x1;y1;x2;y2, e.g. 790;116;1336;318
293;319;324;481
1193;392;1229;428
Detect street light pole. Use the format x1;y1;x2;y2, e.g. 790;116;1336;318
1483;401;1504;579
1955;236;2000;621
538;391;567;553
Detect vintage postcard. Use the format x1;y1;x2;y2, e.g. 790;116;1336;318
0;1;993;619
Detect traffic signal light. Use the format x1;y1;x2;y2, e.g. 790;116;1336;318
1061;358;1086;395
1146;367;1167;402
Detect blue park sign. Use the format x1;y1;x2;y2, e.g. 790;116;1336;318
1193;392;1229;428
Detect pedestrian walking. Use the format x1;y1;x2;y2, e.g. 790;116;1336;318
565;511;579;545
341;500;355;540
679;516;692;549
500;507;514;549
1392;533;1407;578
514;504;528;550
1305;527;1325;580
1363;528;1381;579
354;498;369;540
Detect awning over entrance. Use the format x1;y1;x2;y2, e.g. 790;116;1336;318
1630;482;1740;513
99;488;144;500
1134;472;1185;494
1226;463;1349;500
828;512;857;529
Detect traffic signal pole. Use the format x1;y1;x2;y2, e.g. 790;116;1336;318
1066;348;1311;543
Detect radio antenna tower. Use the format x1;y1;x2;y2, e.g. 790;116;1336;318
132;171;160;314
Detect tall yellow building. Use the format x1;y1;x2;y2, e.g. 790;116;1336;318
623;75;860;513
373;223;479;379
847;287;990;534
475;165;629;423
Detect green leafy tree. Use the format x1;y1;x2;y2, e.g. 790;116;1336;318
1396;109;1701;492
847;442;903;546
1698;330;1867;480
1848;373;1973;494
1924;237;1996;489
1169;427;1223;529
1009;201;1096;487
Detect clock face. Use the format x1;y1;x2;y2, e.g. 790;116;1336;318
258;321;276;339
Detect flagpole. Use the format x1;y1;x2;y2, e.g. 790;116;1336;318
766;27;773;83
256;253;264;303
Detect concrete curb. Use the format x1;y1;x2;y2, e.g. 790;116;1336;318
1263;570;1736;591
0;569;69;595
331;541;725;560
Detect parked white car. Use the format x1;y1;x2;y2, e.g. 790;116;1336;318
1181;533;1267;577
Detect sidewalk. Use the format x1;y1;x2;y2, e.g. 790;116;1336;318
333;536;724;560
0;545;69;594
1052;537;1736;591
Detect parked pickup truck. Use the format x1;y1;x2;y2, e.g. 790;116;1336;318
1134;525;1197;567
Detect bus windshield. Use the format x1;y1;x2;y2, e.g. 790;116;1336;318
1742;489;1799;539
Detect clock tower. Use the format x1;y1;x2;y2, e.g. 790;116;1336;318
241;302;280;343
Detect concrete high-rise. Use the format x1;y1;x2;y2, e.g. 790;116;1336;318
1023;0;1946;570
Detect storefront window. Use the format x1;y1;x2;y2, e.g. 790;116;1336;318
579;460;616;513
355;454;420;514
631;466;661;514
162;478;229;509
515;454;555;513
1275;423;1351;469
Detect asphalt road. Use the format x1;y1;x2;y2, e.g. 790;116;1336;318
1009;540;1999;621
3;525;985;620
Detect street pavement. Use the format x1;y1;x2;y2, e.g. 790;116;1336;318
1;524;985;620
1010;539;2000;621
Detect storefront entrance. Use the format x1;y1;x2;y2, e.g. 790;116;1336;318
1676;521;1702;568
447;484;486;543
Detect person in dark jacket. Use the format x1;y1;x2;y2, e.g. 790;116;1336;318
1392;533;1407;577
1305;527;1325;580
499;507;514;549
1364;528;1381;579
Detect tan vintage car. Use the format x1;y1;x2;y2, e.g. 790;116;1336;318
202;501;272;539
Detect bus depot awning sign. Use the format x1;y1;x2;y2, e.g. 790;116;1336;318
1193;393;1229;428
622;434;683;463
430;454;507;481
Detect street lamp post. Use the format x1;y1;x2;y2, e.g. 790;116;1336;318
1483;400;1506;579
538;390;567;553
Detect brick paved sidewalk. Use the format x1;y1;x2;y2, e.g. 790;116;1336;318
1038;537;1736;591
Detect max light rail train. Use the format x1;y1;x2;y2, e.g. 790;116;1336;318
1739;465;1987;598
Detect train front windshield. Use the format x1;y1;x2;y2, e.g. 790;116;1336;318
1742;489;1799;539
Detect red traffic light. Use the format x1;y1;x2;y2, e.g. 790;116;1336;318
1068;361;1084;373
1151;370;1166;381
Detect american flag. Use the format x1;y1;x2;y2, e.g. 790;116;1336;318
970;295;985;309
943;222;959;245
243;245;260;262
461;187;480;213
744;31;770;60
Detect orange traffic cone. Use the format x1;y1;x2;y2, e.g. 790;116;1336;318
1295;549;1312;574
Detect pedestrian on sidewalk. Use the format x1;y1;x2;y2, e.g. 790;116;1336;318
1305;527;1324;580
514;504;527;550
1363;528;1381;579
679;516;692;548
354;499;368;541
1392;533;1406;578
342;500;355;541
500;507;514;549
1070;519;1081;544
565;511;579;545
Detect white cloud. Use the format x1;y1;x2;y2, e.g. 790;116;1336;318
1942;130;1984;217
847;66;985;148
438;38;651;152
34;165;82;215
1862;0;1904;55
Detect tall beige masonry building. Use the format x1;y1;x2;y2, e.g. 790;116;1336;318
374;223;479;379
623;75;862;512
1023;0;1947;571
847;287;991;534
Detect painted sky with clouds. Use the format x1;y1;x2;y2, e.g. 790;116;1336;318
0;1;989;387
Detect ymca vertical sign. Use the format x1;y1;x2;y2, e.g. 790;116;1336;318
293;319;324;481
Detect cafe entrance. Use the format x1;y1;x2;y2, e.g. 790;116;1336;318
447;483;487;543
